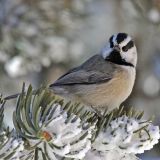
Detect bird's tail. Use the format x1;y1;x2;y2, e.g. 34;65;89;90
3;85;60;101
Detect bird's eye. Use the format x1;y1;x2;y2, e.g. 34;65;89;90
122;46;128;52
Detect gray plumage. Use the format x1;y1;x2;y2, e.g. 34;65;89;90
51;55;115;86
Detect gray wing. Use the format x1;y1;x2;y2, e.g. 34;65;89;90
50;55;116;87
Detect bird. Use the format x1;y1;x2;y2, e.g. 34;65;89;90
49;33;137;112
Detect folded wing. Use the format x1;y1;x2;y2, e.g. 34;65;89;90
50;55;116;87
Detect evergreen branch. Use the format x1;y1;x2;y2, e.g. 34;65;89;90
12;84;96;159
0;84;159;160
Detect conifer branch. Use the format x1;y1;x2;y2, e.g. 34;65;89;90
0;84;159;160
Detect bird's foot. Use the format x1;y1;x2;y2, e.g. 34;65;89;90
90;106;103;117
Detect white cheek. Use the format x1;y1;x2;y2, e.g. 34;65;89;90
121;48;137;66
121;50;132;60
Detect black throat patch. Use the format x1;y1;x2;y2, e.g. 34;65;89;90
106;50;134;67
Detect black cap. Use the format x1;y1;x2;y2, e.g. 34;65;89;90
116;33;128;44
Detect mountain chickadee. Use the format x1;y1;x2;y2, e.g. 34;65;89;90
50;33;137;111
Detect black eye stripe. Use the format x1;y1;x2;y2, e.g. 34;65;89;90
126;40;134;48
109;35;114;48
122;40;134;52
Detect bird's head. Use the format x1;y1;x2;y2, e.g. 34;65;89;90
101;33;137;67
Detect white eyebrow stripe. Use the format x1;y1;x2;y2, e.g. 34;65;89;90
113;34;118;45
101;44;113;59
120;36;132;47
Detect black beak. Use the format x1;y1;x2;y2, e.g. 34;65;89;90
113;45;120;52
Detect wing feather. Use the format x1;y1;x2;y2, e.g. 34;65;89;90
50;55;116;86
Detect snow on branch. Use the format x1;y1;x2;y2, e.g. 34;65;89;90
0;84;159;160
12;84;96;159
86;115;159;160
